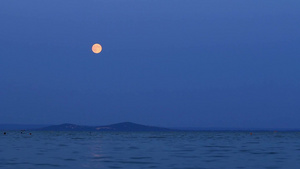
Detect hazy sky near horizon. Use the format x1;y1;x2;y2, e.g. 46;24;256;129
1;0;300;128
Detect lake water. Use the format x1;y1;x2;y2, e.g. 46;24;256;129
1;131;300;169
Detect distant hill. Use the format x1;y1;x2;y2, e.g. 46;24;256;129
36;123;95;131
36;122;175;132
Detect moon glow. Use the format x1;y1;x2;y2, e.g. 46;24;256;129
92;43;102;54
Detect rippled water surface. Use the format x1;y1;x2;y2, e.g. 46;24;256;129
1;131;300;169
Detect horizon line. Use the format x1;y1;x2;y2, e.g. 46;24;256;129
1;122;300;131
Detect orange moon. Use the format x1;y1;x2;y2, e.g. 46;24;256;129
92;43;102;54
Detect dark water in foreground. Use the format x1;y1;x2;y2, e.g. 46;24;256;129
1;131;300;169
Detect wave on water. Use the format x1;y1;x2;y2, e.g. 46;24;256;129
1;131;300;169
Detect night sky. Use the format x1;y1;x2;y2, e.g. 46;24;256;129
1;0;300;128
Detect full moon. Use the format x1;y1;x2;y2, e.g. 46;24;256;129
92;43;102;54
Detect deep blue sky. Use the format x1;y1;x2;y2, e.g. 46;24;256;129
1;0;299;128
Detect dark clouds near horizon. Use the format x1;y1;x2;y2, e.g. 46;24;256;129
0;0;300;128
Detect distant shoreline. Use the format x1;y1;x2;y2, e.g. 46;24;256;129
1;122;300;132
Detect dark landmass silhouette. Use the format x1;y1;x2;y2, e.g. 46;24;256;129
2;123;299;131
35;122;175;131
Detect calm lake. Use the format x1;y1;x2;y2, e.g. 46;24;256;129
1;131;300;169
